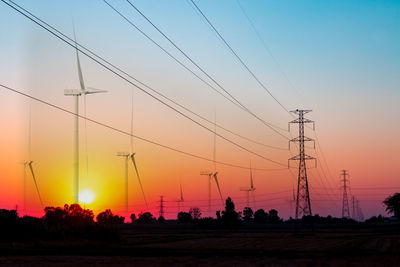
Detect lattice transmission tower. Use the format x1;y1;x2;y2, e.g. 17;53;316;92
341;170;351;218
289;109;316;219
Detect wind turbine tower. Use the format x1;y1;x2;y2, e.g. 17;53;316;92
64;32;107;203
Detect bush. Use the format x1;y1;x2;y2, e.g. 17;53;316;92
96;209;125;225
254;209;267;223
177;212;192;223
136;212;156;224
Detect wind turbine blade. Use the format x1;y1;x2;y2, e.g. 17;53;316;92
130;154;147;207
83;93;89;179
73;28;85;91
213;172;223;204
28;162;43;209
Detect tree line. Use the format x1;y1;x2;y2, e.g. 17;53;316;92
0;193;398;241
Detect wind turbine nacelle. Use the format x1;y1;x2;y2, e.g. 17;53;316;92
64;89;82;96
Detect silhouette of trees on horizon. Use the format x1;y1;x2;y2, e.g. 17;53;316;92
383;193;400;218
0;194;398;242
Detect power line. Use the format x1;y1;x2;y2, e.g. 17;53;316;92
235;0;303;103
121;0;290;139
0;83;288;172
6;0;288;152
1;0;289;167
189;0;293;116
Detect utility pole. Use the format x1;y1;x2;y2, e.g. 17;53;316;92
159;196;164;218
341;170;350;218
289;109;316;219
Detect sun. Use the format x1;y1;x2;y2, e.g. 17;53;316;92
79;189;95;205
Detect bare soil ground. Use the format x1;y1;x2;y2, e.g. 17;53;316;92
1;224;399;266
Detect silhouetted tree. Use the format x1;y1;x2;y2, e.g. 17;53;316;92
222;197;239;228
189;207;201;220
63;204;94;228
268;209;281;223
254;209;267;223
243;207;254;223
216;210;222;221
130;213;136;224
366;215;386;223
0;209;18;240
44;206;66;231
136;212;156;224
96;209;125;225
158;216;166;223
383;193;400;218
177;212;192;223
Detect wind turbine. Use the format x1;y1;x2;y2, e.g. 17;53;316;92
64;31;107;203
174;182;184;212
117;86;147;211
22;103;43;212
240;161;256;208
200;112;223;213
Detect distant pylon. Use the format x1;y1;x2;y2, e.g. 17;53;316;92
159;196;164;218
289;109;316;219
352;195;356;220
341;170;350;218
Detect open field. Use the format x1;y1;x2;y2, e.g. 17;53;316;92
1;223;400;266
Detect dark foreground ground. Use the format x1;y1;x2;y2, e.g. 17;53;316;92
1;223;400;266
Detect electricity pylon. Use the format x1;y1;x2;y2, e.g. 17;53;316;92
159;196;164;218
289;109;316;219
341;170;350;218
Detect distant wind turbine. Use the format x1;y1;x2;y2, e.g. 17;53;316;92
64;30;107;203
174;182;184;212
201;112;223;212
240;161;256;208
117;88;147;211
22;103;43;212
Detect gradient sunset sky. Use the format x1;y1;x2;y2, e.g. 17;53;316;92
0;0;399;219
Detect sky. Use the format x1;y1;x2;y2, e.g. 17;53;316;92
0;0;399;219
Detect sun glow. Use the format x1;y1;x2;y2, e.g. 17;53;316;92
79;189;95;205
